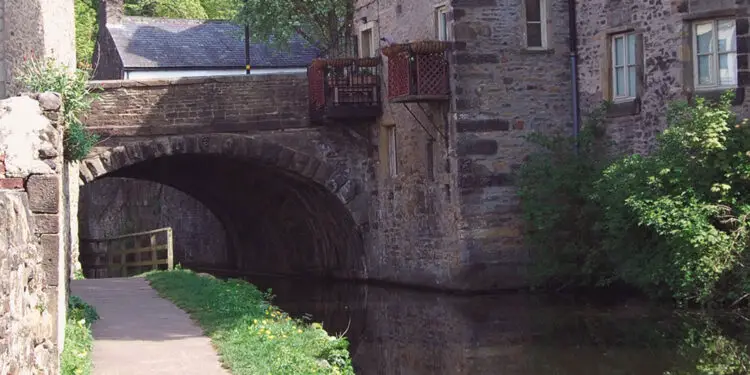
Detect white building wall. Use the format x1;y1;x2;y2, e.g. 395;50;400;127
124;68;307;80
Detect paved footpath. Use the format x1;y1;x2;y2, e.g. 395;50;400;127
70;277;229;375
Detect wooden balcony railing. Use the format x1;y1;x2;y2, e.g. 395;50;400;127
382;41;451;103
308;57;383;122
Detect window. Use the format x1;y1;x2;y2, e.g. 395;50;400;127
611;33;638;100
525;0;546;48
436;6;451;41
387;126;397;177
693;19;737;89
359;27;375;58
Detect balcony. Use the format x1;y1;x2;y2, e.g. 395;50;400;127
308;57;383;122
381;41;450;103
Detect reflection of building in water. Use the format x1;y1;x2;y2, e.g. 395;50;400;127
241;276;750;375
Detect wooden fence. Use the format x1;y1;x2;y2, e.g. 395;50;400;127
80;227;174;278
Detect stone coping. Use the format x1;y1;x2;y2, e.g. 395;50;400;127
88;73;307;89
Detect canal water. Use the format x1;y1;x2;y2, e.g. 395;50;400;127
243;275;750;375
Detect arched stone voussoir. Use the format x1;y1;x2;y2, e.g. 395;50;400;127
81;133;363;211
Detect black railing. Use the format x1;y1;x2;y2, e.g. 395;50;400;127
308;57;382;121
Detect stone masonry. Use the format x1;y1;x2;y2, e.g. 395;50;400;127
0;93;67;374
0;0;76;98
577;0;750;154
355;0;574;289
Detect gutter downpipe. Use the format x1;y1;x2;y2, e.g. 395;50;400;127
568;0;581;151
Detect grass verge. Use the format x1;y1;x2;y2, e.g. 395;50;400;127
61;295;99;375
145;269;355;375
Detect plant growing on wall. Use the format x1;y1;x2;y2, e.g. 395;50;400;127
17;58;100;161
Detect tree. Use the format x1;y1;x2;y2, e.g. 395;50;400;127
124;0;208;19
199;0;242;20
75;0;99;69
233;0;354;56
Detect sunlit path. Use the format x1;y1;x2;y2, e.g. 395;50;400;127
70;278;228;375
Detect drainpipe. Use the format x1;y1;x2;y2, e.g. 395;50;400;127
568;0;580;148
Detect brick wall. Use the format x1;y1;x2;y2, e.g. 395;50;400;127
85;74;311;138
0;93;67;374
577;0;750;154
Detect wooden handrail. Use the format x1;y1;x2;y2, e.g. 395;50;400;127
81;227;174;278
80;227;173;242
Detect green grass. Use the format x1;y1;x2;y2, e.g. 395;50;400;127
145;270;355;375
61;295;99;375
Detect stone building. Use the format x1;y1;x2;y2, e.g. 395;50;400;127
576;0;750;154
354;0;574;290
353;0;750;290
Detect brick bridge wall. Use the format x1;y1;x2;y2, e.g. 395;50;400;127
80;74;375;280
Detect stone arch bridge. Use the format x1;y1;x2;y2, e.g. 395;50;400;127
80;74;373;280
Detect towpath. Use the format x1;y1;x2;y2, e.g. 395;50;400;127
70;278;229;375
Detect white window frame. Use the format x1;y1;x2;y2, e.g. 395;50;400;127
611;32;638;101
358;22;376;58
524;0;547;49
387;126;397;177
692;19;738;90
435;5;451;41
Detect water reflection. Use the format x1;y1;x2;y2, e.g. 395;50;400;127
240;275;750;375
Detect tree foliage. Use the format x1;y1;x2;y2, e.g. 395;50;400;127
233;0;354;56
75;0;99;69
518;92;750;306
124;0;208;19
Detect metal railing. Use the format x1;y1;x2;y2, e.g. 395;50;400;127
80;227;174;278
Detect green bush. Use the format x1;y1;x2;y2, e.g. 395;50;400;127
596;92;750;305
16;58;99;161
61;296;99;375
518;91;750;305
517;104;615;289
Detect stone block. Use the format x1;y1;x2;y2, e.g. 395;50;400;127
40;234;60;287
33;214;59;234
26;175;59;213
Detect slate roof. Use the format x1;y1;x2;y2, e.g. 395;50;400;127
108;17;321;69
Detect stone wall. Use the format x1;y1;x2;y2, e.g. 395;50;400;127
85;75;310;137
79;177;228;268
355;0;574;289
0;93;66;374
576;0;750;154
0;0;76;98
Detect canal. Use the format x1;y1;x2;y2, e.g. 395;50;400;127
241;275;750;375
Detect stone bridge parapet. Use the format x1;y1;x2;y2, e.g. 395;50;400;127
85;74;311;138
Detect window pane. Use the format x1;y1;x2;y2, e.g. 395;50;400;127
697;55;713;85
526;0;541;22
719;52;737;85
615;67;625;96
614;36;624;66
440;13;449;40
695;22;714;54
718;20;736;52
627;34;636;65
628;66;637;97
527;23;542;47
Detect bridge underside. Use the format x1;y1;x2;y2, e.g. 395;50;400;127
79;153;365;279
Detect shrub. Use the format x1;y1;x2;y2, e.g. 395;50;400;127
596;92;750;305
16;58;99;161
517;104;615;289
61;296;99;375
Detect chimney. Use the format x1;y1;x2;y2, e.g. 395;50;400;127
99;0;124;25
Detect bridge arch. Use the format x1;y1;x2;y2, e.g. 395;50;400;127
78;133;368;279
